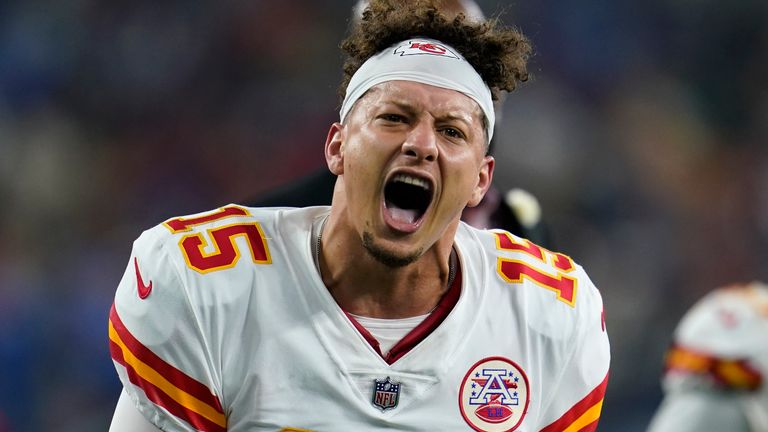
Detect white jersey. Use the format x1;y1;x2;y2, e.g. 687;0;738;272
647;282;768;432
109;205;610;432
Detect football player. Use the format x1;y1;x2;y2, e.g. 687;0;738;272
108;1;610;430
647;281;768;432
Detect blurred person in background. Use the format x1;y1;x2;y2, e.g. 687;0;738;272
647;281;768;432
249;0;552;248
106;0;609;430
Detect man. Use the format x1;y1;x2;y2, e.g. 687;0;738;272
647;281;768;432
108;1;610;430
249;0;552;248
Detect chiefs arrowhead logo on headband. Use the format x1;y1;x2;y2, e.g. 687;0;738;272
394;40;460;59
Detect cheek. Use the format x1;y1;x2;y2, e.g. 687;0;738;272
436;171;476;217
342;142;382;194
343;147;369;181
445;154;483;192
345;134;390;174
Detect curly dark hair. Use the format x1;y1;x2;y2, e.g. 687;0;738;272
339;0;532;103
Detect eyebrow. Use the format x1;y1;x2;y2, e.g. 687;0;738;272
378;98;480;125
437;112;477;125
378;99;418;117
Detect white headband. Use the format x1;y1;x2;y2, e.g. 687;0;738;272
340;38;495;142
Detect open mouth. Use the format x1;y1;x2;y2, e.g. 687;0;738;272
383;173;434;226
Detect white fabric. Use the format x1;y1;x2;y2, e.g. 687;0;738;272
340;38;495;142
110;390;162;432
110;205;609;431
347;312;430;357
646;390;751;432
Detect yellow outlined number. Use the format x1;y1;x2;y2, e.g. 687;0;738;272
494;231;577;306
164;205;272;273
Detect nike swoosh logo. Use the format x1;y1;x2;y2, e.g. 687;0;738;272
134;257;153;299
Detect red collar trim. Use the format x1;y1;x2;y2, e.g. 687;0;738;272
344;261;463;364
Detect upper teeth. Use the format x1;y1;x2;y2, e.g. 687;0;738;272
392;174;430;190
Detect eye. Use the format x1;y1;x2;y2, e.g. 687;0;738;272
379;113;407;123
441;127;466;140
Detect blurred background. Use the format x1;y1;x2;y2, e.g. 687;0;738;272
0;0;766;430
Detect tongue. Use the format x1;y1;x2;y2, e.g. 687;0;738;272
389;207;419;224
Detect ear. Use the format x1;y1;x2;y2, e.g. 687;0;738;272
324;122;344;175
467;155;495;207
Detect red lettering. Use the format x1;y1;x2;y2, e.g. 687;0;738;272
164;206;272;273
494;232;577;306
164;205;249;233
180;223;271;273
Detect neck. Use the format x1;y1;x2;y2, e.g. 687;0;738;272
316;212;458;319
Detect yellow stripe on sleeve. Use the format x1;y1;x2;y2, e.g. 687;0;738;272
561;399;604;432
108;321;227;427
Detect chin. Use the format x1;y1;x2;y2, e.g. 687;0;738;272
362;231;423;268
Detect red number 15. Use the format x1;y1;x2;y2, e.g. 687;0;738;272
494;232;577;306
163;205;271;274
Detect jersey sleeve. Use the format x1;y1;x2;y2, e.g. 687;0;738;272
662;285;767;392
652;283;768;432
537;274;611;432
646;389;752;432
108;225;227;432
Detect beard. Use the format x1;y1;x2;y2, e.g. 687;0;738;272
362;231;423;268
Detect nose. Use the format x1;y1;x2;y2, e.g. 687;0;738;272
402;121;438;162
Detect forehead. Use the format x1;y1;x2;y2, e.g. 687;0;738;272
360;81;485;122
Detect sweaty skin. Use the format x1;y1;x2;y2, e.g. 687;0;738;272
319;80;494;319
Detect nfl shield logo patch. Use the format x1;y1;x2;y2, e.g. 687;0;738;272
372;377;400;411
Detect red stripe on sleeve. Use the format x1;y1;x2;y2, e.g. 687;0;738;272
109;304;225;414
110;340;227;432
539;372;610;432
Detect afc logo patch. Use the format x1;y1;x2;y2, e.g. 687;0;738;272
459;357;530;431
372;376;401;411
393;39;460;59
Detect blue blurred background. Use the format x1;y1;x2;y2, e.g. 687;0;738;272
0;1;766;430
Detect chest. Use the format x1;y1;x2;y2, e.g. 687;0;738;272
218;281;563;432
